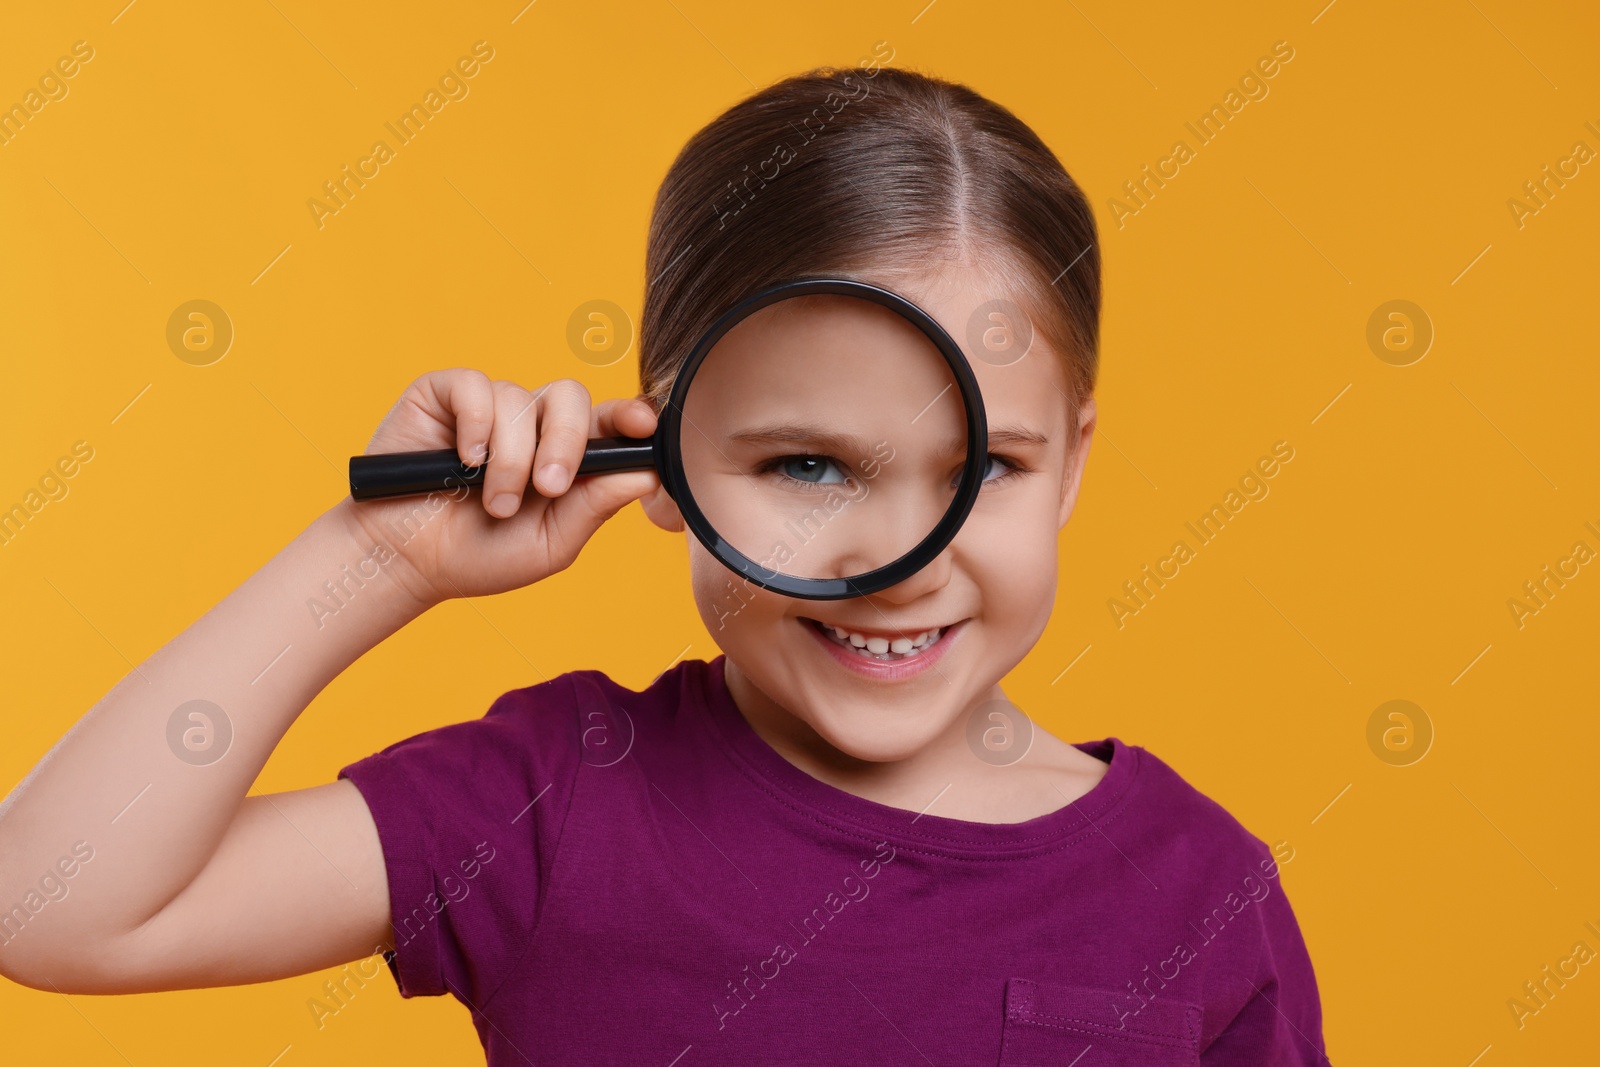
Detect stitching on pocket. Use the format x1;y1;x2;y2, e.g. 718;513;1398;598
1012;1011;1197;1050
1005;977;1202;1049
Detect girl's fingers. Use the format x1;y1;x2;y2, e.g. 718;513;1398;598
424;368;496;467
590;396;658;439
614;396;659;439
482;381;539;517
410;376;649;517
530;379;593;496
587;398;621;438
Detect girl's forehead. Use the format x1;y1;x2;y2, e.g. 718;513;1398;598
971;355;1072;442
726;267;1075;435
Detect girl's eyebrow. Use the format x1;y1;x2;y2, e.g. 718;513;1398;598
726;423;1049;455
970;426;1050;450
931;426;1052;456
727;425;872;457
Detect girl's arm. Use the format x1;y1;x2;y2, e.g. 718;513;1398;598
0;502;420;993
0;370;663;994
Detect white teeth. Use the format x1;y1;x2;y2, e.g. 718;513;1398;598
811;619;952;661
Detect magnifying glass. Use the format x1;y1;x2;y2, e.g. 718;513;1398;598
347;276;989;600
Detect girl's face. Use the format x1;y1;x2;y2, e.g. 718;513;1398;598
642;258;1096;764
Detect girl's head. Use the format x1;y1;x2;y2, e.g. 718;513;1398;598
636;65;1102;762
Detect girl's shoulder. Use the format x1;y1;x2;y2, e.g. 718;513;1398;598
451;658;716;769
1113;738;1293;870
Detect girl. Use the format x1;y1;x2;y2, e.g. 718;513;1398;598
0;66;1328;1064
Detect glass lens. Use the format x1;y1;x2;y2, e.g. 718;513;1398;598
677;292;970;582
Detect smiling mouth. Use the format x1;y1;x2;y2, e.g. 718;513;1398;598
799;617;962;662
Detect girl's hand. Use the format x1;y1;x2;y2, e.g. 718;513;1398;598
338;369;661;606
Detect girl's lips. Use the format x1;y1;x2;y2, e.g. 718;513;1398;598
801;615;966;682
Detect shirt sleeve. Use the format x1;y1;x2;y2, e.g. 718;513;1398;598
1202;857;1331;1065
337;673;584;1009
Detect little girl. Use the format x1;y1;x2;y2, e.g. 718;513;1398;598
0;66;1328;1064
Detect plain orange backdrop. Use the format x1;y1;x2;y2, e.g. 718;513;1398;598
2;1;1597;1063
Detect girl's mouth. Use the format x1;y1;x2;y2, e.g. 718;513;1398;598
798;616;966;680
801;617;948;660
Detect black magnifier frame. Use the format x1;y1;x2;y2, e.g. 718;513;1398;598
346;275;989;601
659;276;988;600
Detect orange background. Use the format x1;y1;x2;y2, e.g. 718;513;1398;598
2;0;1597;1062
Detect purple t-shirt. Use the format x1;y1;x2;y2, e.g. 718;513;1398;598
339;655;1328;1065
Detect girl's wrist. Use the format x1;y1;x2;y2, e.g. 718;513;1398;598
318;497;447;620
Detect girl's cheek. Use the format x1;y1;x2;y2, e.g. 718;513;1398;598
687;549;786;640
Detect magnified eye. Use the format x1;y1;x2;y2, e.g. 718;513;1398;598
774;454;849;485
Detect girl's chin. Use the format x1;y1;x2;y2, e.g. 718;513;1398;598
794;700;960;764
723;625;990;755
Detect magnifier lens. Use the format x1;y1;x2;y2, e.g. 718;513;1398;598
678;292;969;582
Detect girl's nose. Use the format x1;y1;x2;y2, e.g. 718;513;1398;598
864;541;955;606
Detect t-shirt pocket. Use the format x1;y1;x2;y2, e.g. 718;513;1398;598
998;977;1202;1066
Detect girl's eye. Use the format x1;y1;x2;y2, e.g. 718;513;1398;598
951;454;1026;487
982;454;1018;482
764;454;851;486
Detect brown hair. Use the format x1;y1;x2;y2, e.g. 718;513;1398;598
639;63;1101;441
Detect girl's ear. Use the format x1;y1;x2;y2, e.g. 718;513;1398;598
640;482;685;532
1058;396;1097;529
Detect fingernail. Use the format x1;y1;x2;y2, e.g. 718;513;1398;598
471;442;488;464
488;493;518;517
539;464;570;493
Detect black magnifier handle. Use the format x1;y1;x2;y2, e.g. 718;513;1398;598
348;436;655;501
